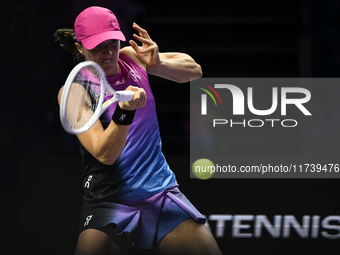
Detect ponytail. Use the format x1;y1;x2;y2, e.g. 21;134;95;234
54;28;84;64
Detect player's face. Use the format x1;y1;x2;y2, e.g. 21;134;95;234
82;40;120;77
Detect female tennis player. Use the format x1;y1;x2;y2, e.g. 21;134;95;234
56;6;222;255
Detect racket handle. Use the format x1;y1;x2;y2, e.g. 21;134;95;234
117;91;134;102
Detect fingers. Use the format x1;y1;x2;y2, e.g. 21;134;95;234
132;33;152;44
132;33;156;47
132;87;147;109
131;22;156;53
129;40;140;53
132;22;151;40
135;88;147;108
122;86;147;109
125;85;139;92
130;36;158;55
129;22;160;64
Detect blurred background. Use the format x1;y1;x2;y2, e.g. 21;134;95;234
1;0;340;254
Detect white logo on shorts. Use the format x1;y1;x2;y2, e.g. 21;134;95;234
84;215;93;226
84;175;93;188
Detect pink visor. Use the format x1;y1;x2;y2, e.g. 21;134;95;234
74;6;126;50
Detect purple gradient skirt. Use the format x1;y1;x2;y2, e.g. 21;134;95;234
78;181;206;250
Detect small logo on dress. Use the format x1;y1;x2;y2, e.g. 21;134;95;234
84;215;93;226
130;70;141;82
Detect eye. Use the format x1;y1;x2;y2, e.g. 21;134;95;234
92;45;101;51
110;40;118;45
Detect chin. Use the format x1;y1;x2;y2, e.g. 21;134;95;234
103;64;119;77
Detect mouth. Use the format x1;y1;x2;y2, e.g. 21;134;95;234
102;60;112;63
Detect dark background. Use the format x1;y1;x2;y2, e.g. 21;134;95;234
1;0;340;254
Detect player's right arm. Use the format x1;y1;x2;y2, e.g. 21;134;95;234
57;85;147;165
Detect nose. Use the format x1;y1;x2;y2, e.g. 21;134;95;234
102;48;112;56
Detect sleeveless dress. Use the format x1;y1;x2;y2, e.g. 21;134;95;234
78;53;205;250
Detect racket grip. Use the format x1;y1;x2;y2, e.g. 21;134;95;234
117;91;134;102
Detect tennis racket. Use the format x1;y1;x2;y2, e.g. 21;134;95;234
60;61;134;134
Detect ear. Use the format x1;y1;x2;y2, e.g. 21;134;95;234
75;42;84;54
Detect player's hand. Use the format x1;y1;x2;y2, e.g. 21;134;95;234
129;23;160;68
119;85;146;111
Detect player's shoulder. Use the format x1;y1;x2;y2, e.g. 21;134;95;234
119;46;146;70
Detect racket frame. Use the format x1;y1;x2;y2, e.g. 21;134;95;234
60;61;118;134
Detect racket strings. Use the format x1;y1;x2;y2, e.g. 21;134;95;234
66;66;102;130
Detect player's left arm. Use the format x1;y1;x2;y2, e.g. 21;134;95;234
125;23;202;83
148;52;203;83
